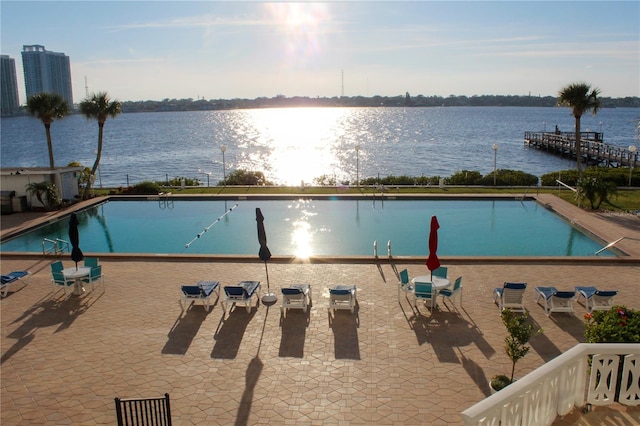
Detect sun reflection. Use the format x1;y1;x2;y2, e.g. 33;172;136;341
242;107;351;185
291;220;313;258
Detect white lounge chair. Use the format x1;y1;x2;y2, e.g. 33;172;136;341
180;280;220;312
535;286;575;316
281;284;312;317
494;282;527;312
1;271;31;297
222;281;261;315
329;285;357;314
575;286;618;313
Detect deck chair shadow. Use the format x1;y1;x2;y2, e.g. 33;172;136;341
1;271;31;297
222;281;261;315
494;282;527;312
329;285;357;314
575;286;618;313
114;393;171;426
281;284;312;317
180;280;220;312
535;286;576;316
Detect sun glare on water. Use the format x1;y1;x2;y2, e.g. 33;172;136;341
243;107;350;186
285;199;319;258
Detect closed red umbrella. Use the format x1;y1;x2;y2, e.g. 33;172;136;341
426;215;441;279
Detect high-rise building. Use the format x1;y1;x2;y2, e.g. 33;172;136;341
21;45;73;105
1;55;21;116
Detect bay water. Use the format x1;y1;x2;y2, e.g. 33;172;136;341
2;106;638;187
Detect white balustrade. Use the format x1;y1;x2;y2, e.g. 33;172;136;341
461;343;640;426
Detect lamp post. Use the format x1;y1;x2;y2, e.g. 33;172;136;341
629;145;637;187
492;144;499;186
220;146;227;182
355;144;361;188
543;121;546;133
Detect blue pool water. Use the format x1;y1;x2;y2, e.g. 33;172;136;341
0;198;614;257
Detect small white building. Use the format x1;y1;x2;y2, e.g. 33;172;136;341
0;166;83;212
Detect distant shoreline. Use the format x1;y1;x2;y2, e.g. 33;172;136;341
2;94;639;117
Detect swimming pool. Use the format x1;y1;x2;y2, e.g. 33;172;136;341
0;197;614;257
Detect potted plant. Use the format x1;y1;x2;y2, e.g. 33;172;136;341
490;309;542;393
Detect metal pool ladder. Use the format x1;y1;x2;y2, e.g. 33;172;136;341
42;238;69;256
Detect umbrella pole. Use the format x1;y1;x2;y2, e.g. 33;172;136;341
261;261;277;303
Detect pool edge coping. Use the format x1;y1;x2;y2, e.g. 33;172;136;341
2;193;639;262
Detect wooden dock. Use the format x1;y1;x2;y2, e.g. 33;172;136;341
524;131;639;168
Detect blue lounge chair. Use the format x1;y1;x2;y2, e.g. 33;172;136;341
281;284;312;317
535;286;575;316
575;286;618;313
180;280;220;312
494;282;527;312
1;271;31;297
329;285;357;314
222;281;261;315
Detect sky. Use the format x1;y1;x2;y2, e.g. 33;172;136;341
1;1;639;103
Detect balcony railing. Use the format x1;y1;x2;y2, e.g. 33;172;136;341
461;343;640;426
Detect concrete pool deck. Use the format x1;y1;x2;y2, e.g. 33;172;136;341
1;194;639;424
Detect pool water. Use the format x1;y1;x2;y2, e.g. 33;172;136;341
0;198;614;257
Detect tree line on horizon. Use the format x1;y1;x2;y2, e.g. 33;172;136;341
114;93;639;113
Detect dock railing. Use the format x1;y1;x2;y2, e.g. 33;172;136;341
524;131;639;168
460;343;640;426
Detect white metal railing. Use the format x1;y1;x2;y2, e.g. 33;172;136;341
42;238;69;256
460;343;640;426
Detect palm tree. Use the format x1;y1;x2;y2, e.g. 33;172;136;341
80;92;122;199
25;93;71;169
557;82;601;179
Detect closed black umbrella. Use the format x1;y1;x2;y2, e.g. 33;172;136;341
256;208;276;302
69;213;84;270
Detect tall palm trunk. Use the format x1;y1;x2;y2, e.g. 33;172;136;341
45;122;55;169
84;121;105;199
574;115;582;179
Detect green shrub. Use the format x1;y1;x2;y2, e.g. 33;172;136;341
220;169;272;186
575;175;618;209
478;169;539;186
584;306;640;343
447;170;482;185
130;181;161;194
